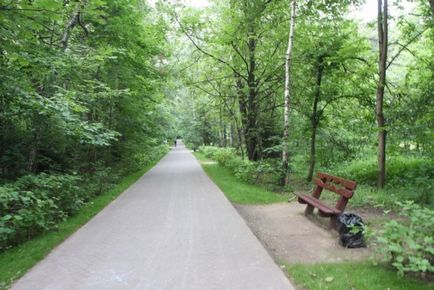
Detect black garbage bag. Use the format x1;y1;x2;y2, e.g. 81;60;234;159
336;213;366;248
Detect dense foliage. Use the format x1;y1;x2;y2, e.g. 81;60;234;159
168;0;433;188
0;1;172;249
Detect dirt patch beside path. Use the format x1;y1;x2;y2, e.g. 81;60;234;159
235;202;372;264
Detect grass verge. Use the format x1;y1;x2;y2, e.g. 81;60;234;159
287;262;433;290
194;152;287;204
0;152;168;290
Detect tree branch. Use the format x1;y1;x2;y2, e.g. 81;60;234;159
386;28;428;69
231;41;249;72
61;1;87;50
174;15;248;82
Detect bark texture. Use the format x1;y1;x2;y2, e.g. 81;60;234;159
376;0;388;188
307;58;323;182
281;0;297;185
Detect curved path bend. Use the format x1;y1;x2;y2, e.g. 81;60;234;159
11;144;294;290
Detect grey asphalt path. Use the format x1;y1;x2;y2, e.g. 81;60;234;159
11;143;294;290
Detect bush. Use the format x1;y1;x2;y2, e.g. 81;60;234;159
0;173;86;250
213;148;237;167
333;156;433;187
0;186;59;250
199;146;283;186
375;201;434;276
125;144;170;173
200;146;220;159
14;173;86;216
331;156;433;206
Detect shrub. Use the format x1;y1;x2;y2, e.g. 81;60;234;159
213;148;237;167
0;173;89;250
125;144;170;173
331;156;433;206
0;186;59;250
200;146;220;159
199;146;283;186
333;156;433;187
14;173;86;216
375;201;434;276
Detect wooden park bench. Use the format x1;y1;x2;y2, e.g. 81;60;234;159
294;172;357;229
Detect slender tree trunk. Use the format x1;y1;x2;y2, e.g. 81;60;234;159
237;125;245;160
229;123;234;147
307;60;323;182
246;23;259;161
236;75;247;160
376;0;388;188
429;0;434;16
223;125;227;147
281;0;297;185
0;95;5;174
219;104;224;147
307;122;318;182
27;130;41;173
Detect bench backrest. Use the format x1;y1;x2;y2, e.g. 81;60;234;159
311;172;357;211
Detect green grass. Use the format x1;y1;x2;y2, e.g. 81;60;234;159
287;262;433;290
0;153;167;290
194;152;287;204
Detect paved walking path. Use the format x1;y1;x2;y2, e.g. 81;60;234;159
11;144;294;290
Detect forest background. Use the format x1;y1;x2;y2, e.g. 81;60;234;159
0;0;433;281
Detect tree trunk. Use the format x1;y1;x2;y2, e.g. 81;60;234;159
27;131;41;173
61;1;87;50
229;123;234;147
307;122;318;182
219;104;224;147
429;0;434;16
307;59;323;182
246;23;259;161
223;125;227;147
236;75;247;160
376;0;388;188
281;0;297;185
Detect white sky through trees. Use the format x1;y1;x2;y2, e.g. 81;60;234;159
149;0;416;23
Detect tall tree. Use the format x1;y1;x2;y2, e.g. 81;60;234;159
281;0;297;185
177;0;287;161
376;0;388;188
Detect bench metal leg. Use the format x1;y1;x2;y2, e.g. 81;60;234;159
304;205;314;215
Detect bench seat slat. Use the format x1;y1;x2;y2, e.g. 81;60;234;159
294;192;341;216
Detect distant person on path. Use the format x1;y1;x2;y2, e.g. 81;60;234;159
174;139;177;147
